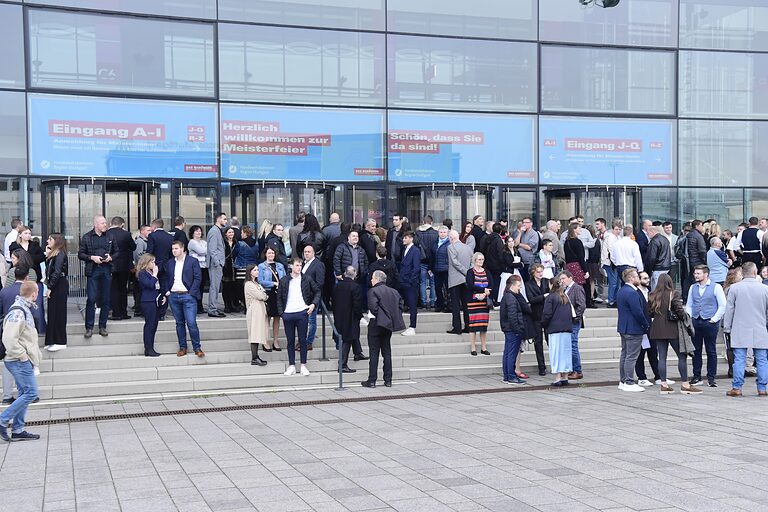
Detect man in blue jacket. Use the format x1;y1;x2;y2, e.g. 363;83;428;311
165;241;204;358
398;231;421;336
616;267;651;392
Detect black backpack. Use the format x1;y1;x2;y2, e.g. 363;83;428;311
0;305;29;361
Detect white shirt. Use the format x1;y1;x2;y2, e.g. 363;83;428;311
736;227;765;249
285;275;307;313
403;243;414;259
4;230;17;263
684;279;727;322
600;231;619;267
302;257;315;274
171;256;188;292
726;234;741;252
610;237;644;271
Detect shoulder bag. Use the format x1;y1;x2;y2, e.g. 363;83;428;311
666;291;679;322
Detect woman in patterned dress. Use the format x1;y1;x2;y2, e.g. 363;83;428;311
465;252;494;356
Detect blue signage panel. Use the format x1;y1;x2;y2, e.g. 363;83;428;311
539;117;674;185
387;111;535;184
220;105;384;181
28;94;218;178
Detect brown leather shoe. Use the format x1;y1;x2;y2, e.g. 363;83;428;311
177;348;187;357
726;388;743;397
567;372;583;380
195;350;205;358
759;391;768;397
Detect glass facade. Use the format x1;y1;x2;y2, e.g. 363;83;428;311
0;1;764;233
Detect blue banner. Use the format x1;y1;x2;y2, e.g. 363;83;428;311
387;112;535;184
540;117;674;185
28;94;218;178
220;105;384;181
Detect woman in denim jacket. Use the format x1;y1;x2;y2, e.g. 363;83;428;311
257;246;286;351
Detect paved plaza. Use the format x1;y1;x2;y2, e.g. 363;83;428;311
1;371;766;512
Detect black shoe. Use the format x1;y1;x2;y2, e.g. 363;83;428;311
122;315;132;320
442;308;452;313
208;312;226;318
11;431;40;441
384;381;392;387
145;350;161;357
461;328;470;333
0;424;9;442
608;303;618;309
708;380;717;388
32;397;39;403
223;308;232;314
538;370;547;376
108;316;123;321
728;370;733;378
84;329;93;338
481;350;490;356
251;358;267;366
99;328;108;337
690;378;703;386
134;312;144;317
342;367;356;373
507;377;527;385
159;316;166;321
471;351;477;356
1;398;14;405
353;355;369;361
446;330;462;335
361;381;376;388
272;346;282;352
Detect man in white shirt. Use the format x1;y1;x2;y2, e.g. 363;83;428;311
4;219;22;265
685;265;727;388
601;219;622;307
610;225;644;297
165;241;203;358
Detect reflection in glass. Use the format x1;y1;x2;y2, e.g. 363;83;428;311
681;0;768;51
0;4;24;89
540;0;677;47
0;92;27;174
679;51;768;119
388;35;536;112
28;0;215;19
502;191;535;225
642;188;678;229
388;0;536;40
298;188;329;225
219;24;385;106
218;0;384;31
541;46;675;115
28;9;215;97
257;188;293;231
679;120;768;187
679;188;744;229
351;187;384;225
179;185;216;234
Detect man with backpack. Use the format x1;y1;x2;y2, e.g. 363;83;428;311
0;280;42;442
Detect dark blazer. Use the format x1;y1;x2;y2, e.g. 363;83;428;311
617;285;650;335
565;282;587;324
138;270;161;304
513;291;537;339
483;233;505;273
525;278;550;321
332;278;363;341
45;252;68;291
541;293;574;334
398;244;421;287
107;227;137;273
302;257;325;290
368;258;400;289
276;274;321;316
164;256;202;299
637;230;651;260
501;251;524;274
9;240;45;283
367;282;406;332
500;290;524;334
385;228;404;263
147;229;174;266
171;228;189;252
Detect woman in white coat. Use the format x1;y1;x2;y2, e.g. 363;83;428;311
244;263;268;366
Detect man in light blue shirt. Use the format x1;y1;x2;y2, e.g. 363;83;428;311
685;264;727;388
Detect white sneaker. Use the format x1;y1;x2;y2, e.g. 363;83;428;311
300;365;310;376
284;365;296;376
360;317;369;326
664;379;675;385
47;345;67;352
401;327;416;336
43;345;52;351
594;297;604;303
622;383;645;392
746;367;757;376
637;380;654;387
617;382;625;390
492;306;501;311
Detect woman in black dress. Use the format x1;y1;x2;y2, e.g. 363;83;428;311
564;225;590;305
44;233;68;351
222;227;240;313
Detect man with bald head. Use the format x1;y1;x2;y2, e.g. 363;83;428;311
322;212;342;242
78;215;118;338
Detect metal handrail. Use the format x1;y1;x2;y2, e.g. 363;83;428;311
317;300;348;391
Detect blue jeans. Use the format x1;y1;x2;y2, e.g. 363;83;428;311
603;265;618;304
0;360;37;434
85;265;112;330
571;323;582;373
732;348;768;391
283;310;309;365
502;332;523;381
306;309;317;346
692;317;719;382
419;264;435;306
169;293;201;351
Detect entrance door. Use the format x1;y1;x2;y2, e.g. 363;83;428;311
176;182;217;233
400;187;493;227
545;188;639;228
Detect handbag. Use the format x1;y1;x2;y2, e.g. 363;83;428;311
666;292;679;322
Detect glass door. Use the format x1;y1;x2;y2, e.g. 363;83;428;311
176;183;217;233
351;186;384;225
298;187;331;225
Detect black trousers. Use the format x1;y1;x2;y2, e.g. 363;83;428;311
341;338;364;367
197;268;209;311
400;284;418;328
636;342;661;381
449;284;469;331
110;270;131;318
434;271;449;310
132;272;143;315
367;324;393;384
532;321;547;373
142;301;159;352
156;262;169;317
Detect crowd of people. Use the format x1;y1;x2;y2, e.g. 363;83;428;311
4;211;768;442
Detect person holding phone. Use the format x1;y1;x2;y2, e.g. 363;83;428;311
77;215;117;338
136;253;162;357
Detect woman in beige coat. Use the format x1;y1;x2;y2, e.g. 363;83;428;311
244;263;268;366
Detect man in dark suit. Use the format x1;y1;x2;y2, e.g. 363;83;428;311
170;216;188;251
636;219;653;261
333;266;364;373
147;218;174;319
107;216;136;320
560;270;586;380
616;267;651;392
302;244;325;350
362;270;406;388
164;241;204;358
398;231;421;336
